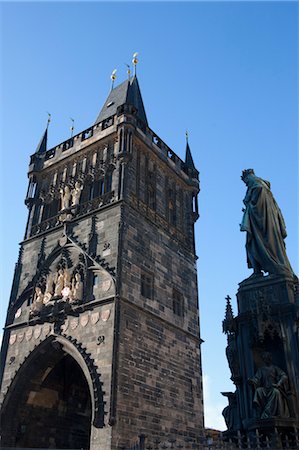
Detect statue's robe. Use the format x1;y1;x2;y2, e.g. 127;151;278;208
240;177;294;276
251;364;289;419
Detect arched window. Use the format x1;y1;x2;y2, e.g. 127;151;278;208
105;172;112;193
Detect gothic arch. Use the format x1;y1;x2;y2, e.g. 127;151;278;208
1;333;105;447
12;234;115;316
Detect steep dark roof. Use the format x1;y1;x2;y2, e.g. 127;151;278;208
95;76;148;126
185;141;196;170
35;128;48;154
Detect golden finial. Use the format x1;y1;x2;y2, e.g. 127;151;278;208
132;52;138;76
110;69;117;90
70;118;75;138
46;112;51;129
125;63;131;80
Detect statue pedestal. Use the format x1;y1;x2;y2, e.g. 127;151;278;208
222;274;299;438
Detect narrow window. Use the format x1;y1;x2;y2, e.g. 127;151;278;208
173;289;184;317
119;129;123;153
99;179;105;196
105;172;112;193
80;183;90;204
41;203;51;222
49;198;59;217
147;185;156;210
128;132;132;153
141;271;154;299
168;188;176;225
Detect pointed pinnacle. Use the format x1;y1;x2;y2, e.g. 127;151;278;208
225;295;234;321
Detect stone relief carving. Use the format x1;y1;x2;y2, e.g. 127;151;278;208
29;250;86;319
21;231;115;327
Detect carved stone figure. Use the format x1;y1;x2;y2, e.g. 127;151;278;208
54;268;65;296
71;181;82;206
248;352;290;419
240;169;294;278
43;274;54;304
72;272;83;301
64;267;71;288
30;287;44;314
60;185;71;210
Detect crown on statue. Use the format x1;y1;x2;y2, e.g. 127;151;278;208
241;168;255;181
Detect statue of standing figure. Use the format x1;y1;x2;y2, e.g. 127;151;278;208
240;169;295;278
248;352;290;419
54;268;65;296
71;272;83;301
71;181;82;206
60;185;71;210
30;286;44;314
43;273;54;304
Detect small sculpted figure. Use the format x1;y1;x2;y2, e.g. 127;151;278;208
72;272;83;301
60;185;71;210
64;267;71;287
31;287;44;313
54;268;65;296
248;352;290;419
240;169;294;278
43;273;54;304
71;182;82;206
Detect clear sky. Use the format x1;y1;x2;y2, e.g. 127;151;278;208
1;1;298;430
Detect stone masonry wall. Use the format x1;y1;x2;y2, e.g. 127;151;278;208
112;300;204;448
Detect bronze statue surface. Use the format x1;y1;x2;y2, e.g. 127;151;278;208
248;352;290;419
240;169;295;278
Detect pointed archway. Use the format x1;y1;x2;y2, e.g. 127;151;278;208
1;336;101;449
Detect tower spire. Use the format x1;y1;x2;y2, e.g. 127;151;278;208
223;295;235;334
35;128;48;154
185;132;196;171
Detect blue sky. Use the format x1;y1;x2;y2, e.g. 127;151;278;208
1;1;298;429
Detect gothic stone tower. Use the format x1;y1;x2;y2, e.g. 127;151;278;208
0;75;203;449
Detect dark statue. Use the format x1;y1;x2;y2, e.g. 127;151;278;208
225;334;240;382
248;352;290;419
222;392;241;431
240;169;295;278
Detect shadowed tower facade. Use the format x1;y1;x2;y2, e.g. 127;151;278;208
0;71;204;449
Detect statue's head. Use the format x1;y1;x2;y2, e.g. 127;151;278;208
261;351;272;365
241;169;255;185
